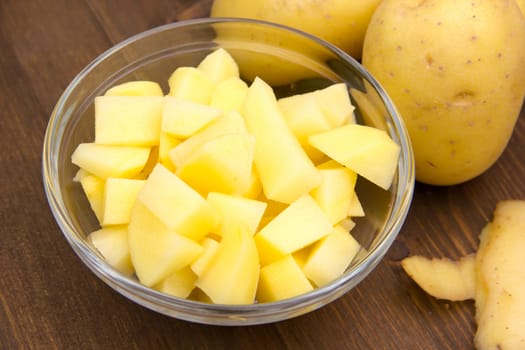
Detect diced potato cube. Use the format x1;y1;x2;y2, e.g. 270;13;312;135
197;48;240;85
348;192;365;217
169;110;247;169
104;81;163;96
79;173;105;223
309;124;400;190
257;255;313;303
210;77;248;113
137;164;219;241
315;83;355;126
277;83;355;162
190;237;220;277
161;97;222;138
196;226;260;305
158;132;180;172
154;266;197;298
132;146;159;180
89;225;134;275
168;66;213;104
128;202;203;287
311;160;358;224
73;168;89;182
255;194;333;265
101;178;145;226
302;225;361;287
71;143;151;179
94;96;163;146
176;133;255;195
278;91;332;162
243;77;321;204
242;168;262;199
207;192;267;237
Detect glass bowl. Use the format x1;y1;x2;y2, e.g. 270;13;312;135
42;18;415;326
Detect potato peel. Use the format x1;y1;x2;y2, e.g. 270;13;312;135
401;254;475;301
474;201;525;350
401;200;525;350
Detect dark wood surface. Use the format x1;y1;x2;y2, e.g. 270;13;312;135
2;1;524;349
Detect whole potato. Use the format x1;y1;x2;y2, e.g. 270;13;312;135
362;0;525;186
210;0;381;59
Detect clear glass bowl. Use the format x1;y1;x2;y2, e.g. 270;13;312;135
42;18;415;326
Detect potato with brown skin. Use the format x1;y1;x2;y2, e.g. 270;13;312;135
210;0;381;59
362;0;525;185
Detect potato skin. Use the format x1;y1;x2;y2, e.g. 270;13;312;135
474;200;525;350
362;0;525;185
401;254;475;301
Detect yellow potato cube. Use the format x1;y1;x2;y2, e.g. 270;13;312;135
154;266;197;298
257;255;313;303
197;48;240;85
128;202;203;287
73;168;90;182
168;66;214;104
71;143;151;179
210;77;248;113
315;83;355;126
348;192;365;217
243;77;321;203
278;83;355;160
137;164;219;241
158;132;180;172
302;225;361;287
161;97;222;138
190;237;220;277
196;226;260;305
242;168;262;199
104;81;163;96
255;194;333;265
79;173;105;223
278;91;332;162
169;110;247;169
132;146;159;180
101;178;145;226
309;124;400;190
94;95;163;146
176;133;255;195
89;225;134;275
207;192;267;237
311;160;358;224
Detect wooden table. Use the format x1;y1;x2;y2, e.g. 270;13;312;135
2;1;524;349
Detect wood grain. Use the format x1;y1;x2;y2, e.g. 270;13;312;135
1;1;524;349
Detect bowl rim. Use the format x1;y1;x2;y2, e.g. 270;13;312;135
42;17;415;324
